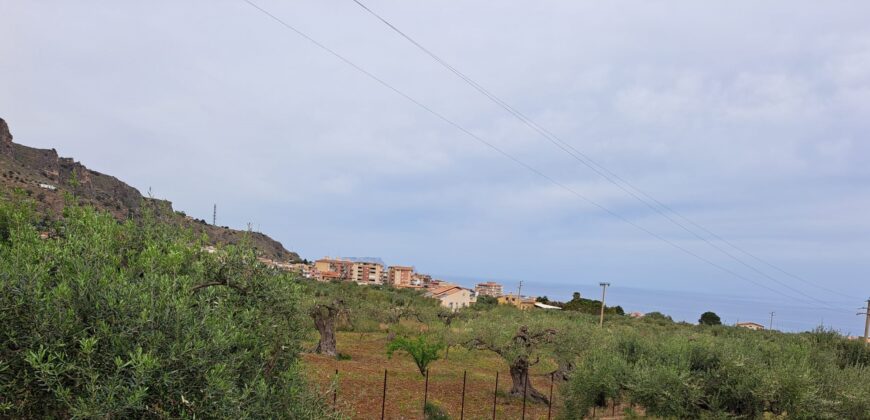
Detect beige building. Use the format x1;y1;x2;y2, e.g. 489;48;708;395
388;266;415;287
736;322;765;331
475;281;504;297
498;293;536;310
314;257;353;282
412;272;432;287
427;285;476;311
352;261;384;284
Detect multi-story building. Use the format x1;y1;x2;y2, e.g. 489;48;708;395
352;261;384;284
475;281;504;297
387;265;415;287
411;272;432;287
314;257;353;282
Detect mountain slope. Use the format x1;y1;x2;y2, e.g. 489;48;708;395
0;117;300;262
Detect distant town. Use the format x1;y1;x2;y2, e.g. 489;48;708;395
251;254;553;312
250;254;868;341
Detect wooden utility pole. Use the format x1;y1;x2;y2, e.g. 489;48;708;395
212;204;216;225
860;298;870;346
769;312;775;330
599;282;610;327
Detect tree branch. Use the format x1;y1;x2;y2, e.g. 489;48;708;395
190;281;248;295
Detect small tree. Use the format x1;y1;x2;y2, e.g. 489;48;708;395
699;311;721;326
386;335;444;376
476;295;498;306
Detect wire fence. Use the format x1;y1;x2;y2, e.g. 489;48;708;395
329;369;555;420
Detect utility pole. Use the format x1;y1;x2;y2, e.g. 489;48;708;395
769;312;775;330
212;204;216;226
598;282;610;327
859;298;870;346
517;280;523;299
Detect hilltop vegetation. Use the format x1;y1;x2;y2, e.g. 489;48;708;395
0;118;300;262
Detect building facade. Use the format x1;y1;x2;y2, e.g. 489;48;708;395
498;293;536;310
314;258;353;282
427;285;476;311
475;281;504;297
352;261;384;284
736;322;765;331
388;265;415;287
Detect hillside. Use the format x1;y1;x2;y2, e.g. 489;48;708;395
0;117;300;262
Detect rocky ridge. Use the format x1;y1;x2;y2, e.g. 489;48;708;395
0;117;300;262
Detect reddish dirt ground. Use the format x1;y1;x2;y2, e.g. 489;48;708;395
303;332;638;419
303;332;565;419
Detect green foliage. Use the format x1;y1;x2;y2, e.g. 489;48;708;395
561;323;870;419
560;292;624;315
0;197;331;418
699;311;722;325
302;280;441;333
423;402;450;420
475;294;498;306
386;335;444;376
642;311;673;323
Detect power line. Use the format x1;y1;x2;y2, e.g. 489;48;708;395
347;0;851;306
239;0;844;312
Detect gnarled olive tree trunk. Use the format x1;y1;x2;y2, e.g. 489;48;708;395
508;355;549;403
310;300;344;357
551;359;575;382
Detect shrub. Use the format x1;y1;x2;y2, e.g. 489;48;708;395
0;199;331;418
424;402;450;420
386;335;444;376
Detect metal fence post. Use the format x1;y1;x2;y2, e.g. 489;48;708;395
423;368;429;416
522;373;528;420
333;369;338;411
492;371;499;420
460;370;467;420
381;369;387;420
548;372;554;420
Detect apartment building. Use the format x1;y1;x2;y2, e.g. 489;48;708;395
412;272;432;287
387;265;415;287
475;281;504;297
314;257;353;282
352;261;384;284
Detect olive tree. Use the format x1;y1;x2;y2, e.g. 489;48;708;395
458;308;561;403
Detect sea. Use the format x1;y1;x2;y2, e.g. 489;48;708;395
438;276;865;335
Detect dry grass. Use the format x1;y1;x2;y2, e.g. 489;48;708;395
303;331;568;419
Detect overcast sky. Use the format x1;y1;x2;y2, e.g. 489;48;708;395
2;1;869;316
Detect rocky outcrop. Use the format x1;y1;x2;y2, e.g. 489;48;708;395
0;117;301;262
0;118;12;157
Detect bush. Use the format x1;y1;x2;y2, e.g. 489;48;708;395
561;325;870;419
0;199;331;418
424;402;450;420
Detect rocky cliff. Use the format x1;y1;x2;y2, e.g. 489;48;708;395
0;117;300;262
